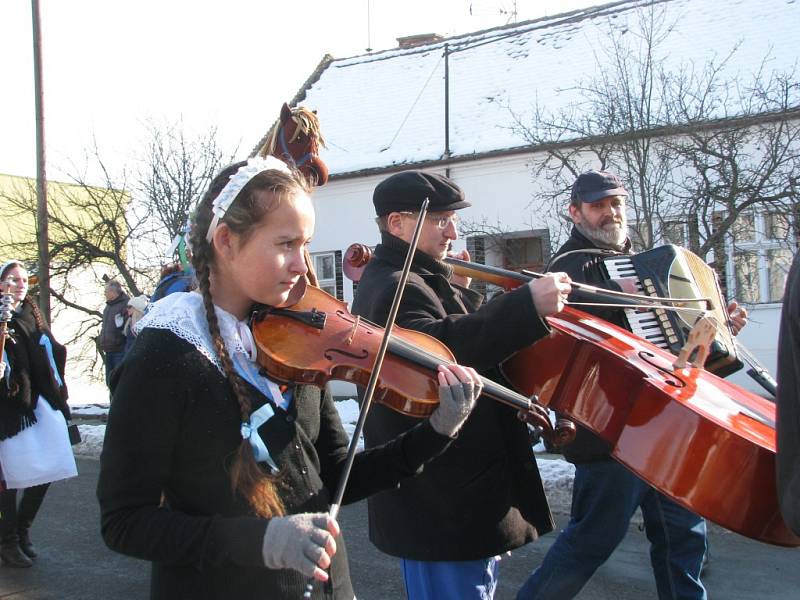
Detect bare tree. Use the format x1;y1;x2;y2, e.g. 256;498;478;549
507;4;800;268
136;120;235;242
0;122;232;356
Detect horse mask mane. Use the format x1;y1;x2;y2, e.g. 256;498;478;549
259;103;329;186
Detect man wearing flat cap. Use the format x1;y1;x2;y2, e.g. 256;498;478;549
351;169;573;599
517;169;746;600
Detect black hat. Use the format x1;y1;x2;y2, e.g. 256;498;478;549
373;170;471;216
571;170;629;204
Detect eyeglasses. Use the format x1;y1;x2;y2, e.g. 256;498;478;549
399;212;460;230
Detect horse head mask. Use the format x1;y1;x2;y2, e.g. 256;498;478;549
259;103;329;186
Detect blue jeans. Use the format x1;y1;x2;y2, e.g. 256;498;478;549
517;459;707;600
104;350;126;390
402;557;499;600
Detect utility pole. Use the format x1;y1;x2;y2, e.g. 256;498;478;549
31;0;50;322
444;43;451;161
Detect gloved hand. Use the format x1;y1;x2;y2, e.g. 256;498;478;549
428;364;483;437
261;513;340;581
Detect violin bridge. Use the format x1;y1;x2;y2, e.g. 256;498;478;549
345;315;360;346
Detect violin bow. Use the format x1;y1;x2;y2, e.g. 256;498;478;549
302;199;430;599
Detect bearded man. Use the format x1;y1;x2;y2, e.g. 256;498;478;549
517;170;718;600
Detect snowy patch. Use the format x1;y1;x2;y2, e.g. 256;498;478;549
72;403;110;418
73;424;108;459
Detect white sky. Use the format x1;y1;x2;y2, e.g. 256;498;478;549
1;0;596;185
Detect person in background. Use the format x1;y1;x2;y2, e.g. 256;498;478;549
0;260;78;568
351;169;572;600
777;251;800;536
123;295;149;354
517;170;747;600
150;261;195;302
98;280;129;389
96;158;483;599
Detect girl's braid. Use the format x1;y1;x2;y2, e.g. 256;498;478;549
189;165;284;518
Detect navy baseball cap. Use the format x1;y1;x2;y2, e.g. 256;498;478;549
373;170;471;217
571;170;629;204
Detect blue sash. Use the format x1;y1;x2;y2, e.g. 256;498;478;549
39;333;64;387
231;352;294;473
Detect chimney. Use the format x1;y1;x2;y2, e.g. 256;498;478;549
396;33;444;49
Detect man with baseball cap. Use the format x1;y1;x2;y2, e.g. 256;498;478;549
351;169;573;599
517;169;746;600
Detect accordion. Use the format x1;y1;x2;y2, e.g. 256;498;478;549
602;244;743;377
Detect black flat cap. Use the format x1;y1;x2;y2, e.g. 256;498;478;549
373;170;471;216
571;170;629;204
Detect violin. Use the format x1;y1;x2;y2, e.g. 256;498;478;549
442;257;800;547
249;283;576;448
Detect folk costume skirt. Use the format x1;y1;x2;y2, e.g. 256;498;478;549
0;397;78;489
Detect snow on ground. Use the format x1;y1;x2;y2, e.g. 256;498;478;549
71;398;576;511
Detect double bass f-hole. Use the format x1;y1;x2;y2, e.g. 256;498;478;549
638;350;687;388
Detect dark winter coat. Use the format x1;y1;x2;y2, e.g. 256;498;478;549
546;226;632;463
777;251;800;536
349;231;555;561
97;326;455;600
0;300;69;441
99;292;129;353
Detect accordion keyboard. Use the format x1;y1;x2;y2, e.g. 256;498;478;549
604;256;680;351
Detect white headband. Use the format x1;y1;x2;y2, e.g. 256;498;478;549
205;156;292;242
0;260;24;279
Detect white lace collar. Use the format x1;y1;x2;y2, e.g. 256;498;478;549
136;291;257;374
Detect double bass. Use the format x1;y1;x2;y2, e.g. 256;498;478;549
344;243;800;547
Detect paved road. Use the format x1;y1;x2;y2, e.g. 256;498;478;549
1;458;798;599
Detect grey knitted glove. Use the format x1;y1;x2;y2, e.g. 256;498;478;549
428;378;482;437
261;513;336;577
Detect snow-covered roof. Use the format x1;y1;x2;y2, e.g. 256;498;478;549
269;0;800;177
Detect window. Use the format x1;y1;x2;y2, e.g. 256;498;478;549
465;230;550;297
662;220;687;246
732;212;756;243
733;250;760;304
767;248;793;302
765;211;791;240
312;251;343;299
727;210;795;304
503;236;545;271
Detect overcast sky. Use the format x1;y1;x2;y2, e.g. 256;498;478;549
1;0;597;184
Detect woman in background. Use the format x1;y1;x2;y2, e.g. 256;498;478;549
123;294;149;354
0;260;77;568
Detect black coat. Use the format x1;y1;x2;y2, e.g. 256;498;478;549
350;232;555;561
777;251;800;536
546;226;631;463
97;326;454;600
0;301;69;441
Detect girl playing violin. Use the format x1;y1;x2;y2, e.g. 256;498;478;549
97;158;482;600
